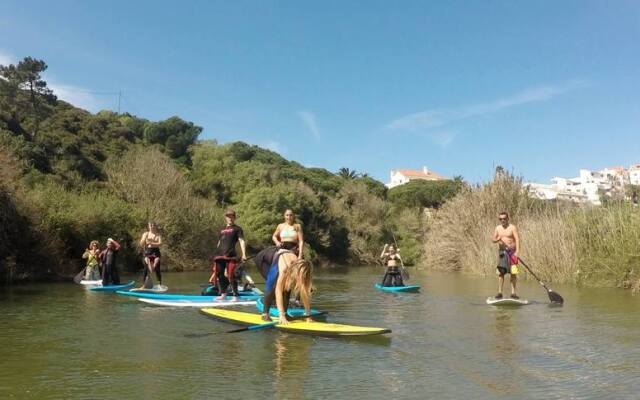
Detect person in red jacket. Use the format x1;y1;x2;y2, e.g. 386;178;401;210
210;209;247;301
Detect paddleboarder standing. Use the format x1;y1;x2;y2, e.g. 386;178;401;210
82;240;102;281
139;221;162;288
100;238;122;286
492;212;520;299
380;244;404;287
272;209;304;259
211;209;247;301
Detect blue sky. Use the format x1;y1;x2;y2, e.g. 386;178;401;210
1;0;639;183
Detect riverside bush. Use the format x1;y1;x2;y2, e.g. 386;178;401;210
106;146;221;271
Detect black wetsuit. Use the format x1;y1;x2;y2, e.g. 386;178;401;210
382;255;404;287
102;248;120;285
213;224;244;296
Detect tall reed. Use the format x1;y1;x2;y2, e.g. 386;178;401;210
423;173;640;292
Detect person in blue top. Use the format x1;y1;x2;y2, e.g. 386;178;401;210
254;247;313;324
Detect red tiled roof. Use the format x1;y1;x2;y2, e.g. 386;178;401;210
396;169;446;180
606;166;625;172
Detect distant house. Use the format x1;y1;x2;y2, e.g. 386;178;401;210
525;163;639;206
386;166;446;189
630;164;640;185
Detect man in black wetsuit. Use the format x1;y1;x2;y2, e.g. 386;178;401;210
211;209;247;300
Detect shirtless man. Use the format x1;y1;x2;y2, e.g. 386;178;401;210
491;211;520;299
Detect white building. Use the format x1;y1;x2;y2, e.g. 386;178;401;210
629;164;640;185
386;166;446;189
525;165;637;206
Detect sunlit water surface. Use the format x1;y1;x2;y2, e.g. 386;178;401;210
1;268;639;399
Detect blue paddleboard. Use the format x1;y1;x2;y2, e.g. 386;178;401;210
116;290;260;301
374;283;420;293
201;285;258;297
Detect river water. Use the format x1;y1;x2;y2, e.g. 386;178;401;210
1;268;639;399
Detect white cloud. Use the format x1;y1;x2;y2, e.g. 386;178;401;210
430;131;456;148
0;50;16;66
260;140;287;155
386;80;588;132
48;82;106;112
298;110;320;140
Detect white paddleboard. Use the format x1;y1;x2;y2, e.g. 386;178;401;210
486;297;529;306
137;298;256;307
80;279;103;286
130;285;169;293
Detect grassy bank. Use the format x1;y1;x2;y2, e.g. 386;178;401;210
424;173;640;292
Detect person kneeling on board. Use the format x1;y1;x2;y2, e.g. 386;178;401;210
492;211;520;299
254;247;313;324
380;244;404;287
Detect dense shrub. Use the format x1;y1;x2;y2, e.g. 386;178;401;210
388;179;464;209
106;147;221;271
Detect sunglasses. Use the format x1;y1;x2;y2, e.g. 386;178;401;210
225;214;236;217
499;217;508;221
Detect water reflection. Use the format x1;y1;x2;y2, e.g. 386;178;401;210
273;335;311;399
492;309;519;359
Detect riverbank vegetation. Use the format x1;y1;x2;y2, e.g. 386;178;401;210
0;56;462;283
424;172;640;292
5;57;636;292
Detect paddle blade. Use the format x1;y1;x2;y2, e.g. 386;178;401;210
548;290;564;304
73;268;86;284
227;321;277;334
143;275;154;289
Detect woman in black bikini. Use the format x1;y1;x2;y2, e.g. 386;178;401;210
272;209;304;259
139;222;162;287
380;244;404;287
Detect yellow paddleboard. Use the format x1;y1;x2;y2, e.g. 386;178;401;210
200;308;391;337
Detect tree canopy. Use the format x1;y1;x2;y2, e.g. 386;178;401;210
0;56;444;283
388;179;465;209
